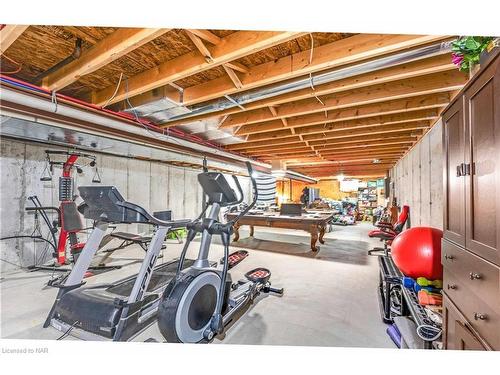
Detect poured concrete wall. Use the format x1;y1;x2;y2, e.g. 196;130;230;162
0;138;250;272
390;119;443;229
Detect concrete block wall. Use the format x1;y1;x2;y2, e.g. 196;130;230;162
0;138;251;272
390;119;443;229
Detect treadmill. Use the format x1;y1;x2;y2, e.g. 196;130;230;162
44;186;193;341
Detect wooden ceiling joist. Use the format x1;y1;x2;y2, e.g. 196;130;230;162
0;25;29;54
223;64;243;89
220;70;466;128
186;30;213;61
309;134;420;147
42;28;170;90
227;127;421;151
262;149;406;159
300;121;429;142
243;110;436;142
92;31;304;106
243;140;410;154
158;34;449;115
185;29;221;45
235;93;449;135
163;52;455;127
283;154;405;165
244;120;428;143
292;164;394;174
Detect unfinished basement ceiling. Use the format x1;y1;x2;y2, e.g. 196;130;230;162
0;26;469;178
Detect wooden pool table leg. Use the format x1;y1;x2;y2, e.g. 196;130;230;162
319;224;326;244
310;225;319;251
233;222;240;242
249;225;254;237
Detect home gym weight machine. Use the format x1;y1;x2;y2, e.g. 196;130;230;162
25;150;169;278
157;161;283;343
34;150;103;267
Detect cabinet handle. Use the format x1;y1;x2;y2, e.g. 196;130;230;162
469;272;482;280
447;284;457;290
464;163;471;176
473;313;487;321
444;254;455;260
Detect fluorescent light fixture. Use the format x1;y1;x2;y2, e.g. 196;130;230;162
373;159;381;164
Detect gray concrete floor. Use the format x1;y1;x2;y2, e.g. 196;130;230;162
0;222;393;348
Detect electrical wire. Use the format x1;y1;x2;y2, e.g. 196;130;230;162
0;53;22;74
102;72;124;108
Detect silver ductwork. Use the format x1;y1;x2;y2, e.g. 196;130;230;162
0;85;269;169
132;41;454;126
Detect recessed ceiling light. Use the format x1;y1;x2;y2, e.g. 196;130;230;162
372;159;381;164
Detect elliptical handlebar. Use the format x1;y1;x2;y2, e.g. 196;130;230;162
225;162;258;226
116;201;191;229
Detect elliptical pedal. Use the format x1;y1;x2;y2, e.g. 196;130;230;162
221;250;249;269
245;268;284;295
245;267;271;283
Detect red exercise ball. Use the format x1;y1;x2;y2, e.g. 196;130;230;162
391;227;443;280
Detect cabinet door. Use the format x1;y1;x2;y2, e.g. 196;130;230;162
464;55;500;265
455;321;487;351
443;293;487;351
442;98;466;246
443;293;460;350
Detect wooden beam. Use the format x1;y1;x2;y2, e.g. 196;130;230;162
228;129;422;151
225;61;249;73
263;149;406;159
242;141;411;155
292;164;394;174
310;134;420;147
186;29;221;45
235;93;449;135
301;121;429;142
285;154;405;165
318;173;387;178
161;47;455;127
221;71;467;128
186;30;213;61
0;25;29;54
223;64;243;89
244;111;436;142
93;31;304;106
172;34;450;107
42;28;170;90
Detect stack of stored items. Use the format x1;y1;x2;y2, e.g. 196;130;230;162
377;226;444;349
357;182;377;220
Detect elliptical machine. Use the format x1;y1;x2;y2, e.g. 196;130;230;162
157;162;283;343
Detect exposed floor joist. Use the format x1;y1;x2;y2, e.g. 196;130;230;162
220;71;466;128
0;25;29;54
92;31;305;106
42;28;171;90
235;93;450;135
163;52;455;128
159;34;450;117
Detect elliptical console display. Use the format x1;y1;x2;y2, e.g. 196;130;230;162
157;162;283;343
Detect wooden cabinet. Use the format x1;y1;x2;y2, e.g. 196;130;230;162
464;58;500;265
443;98;466;246
441;51;500;351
